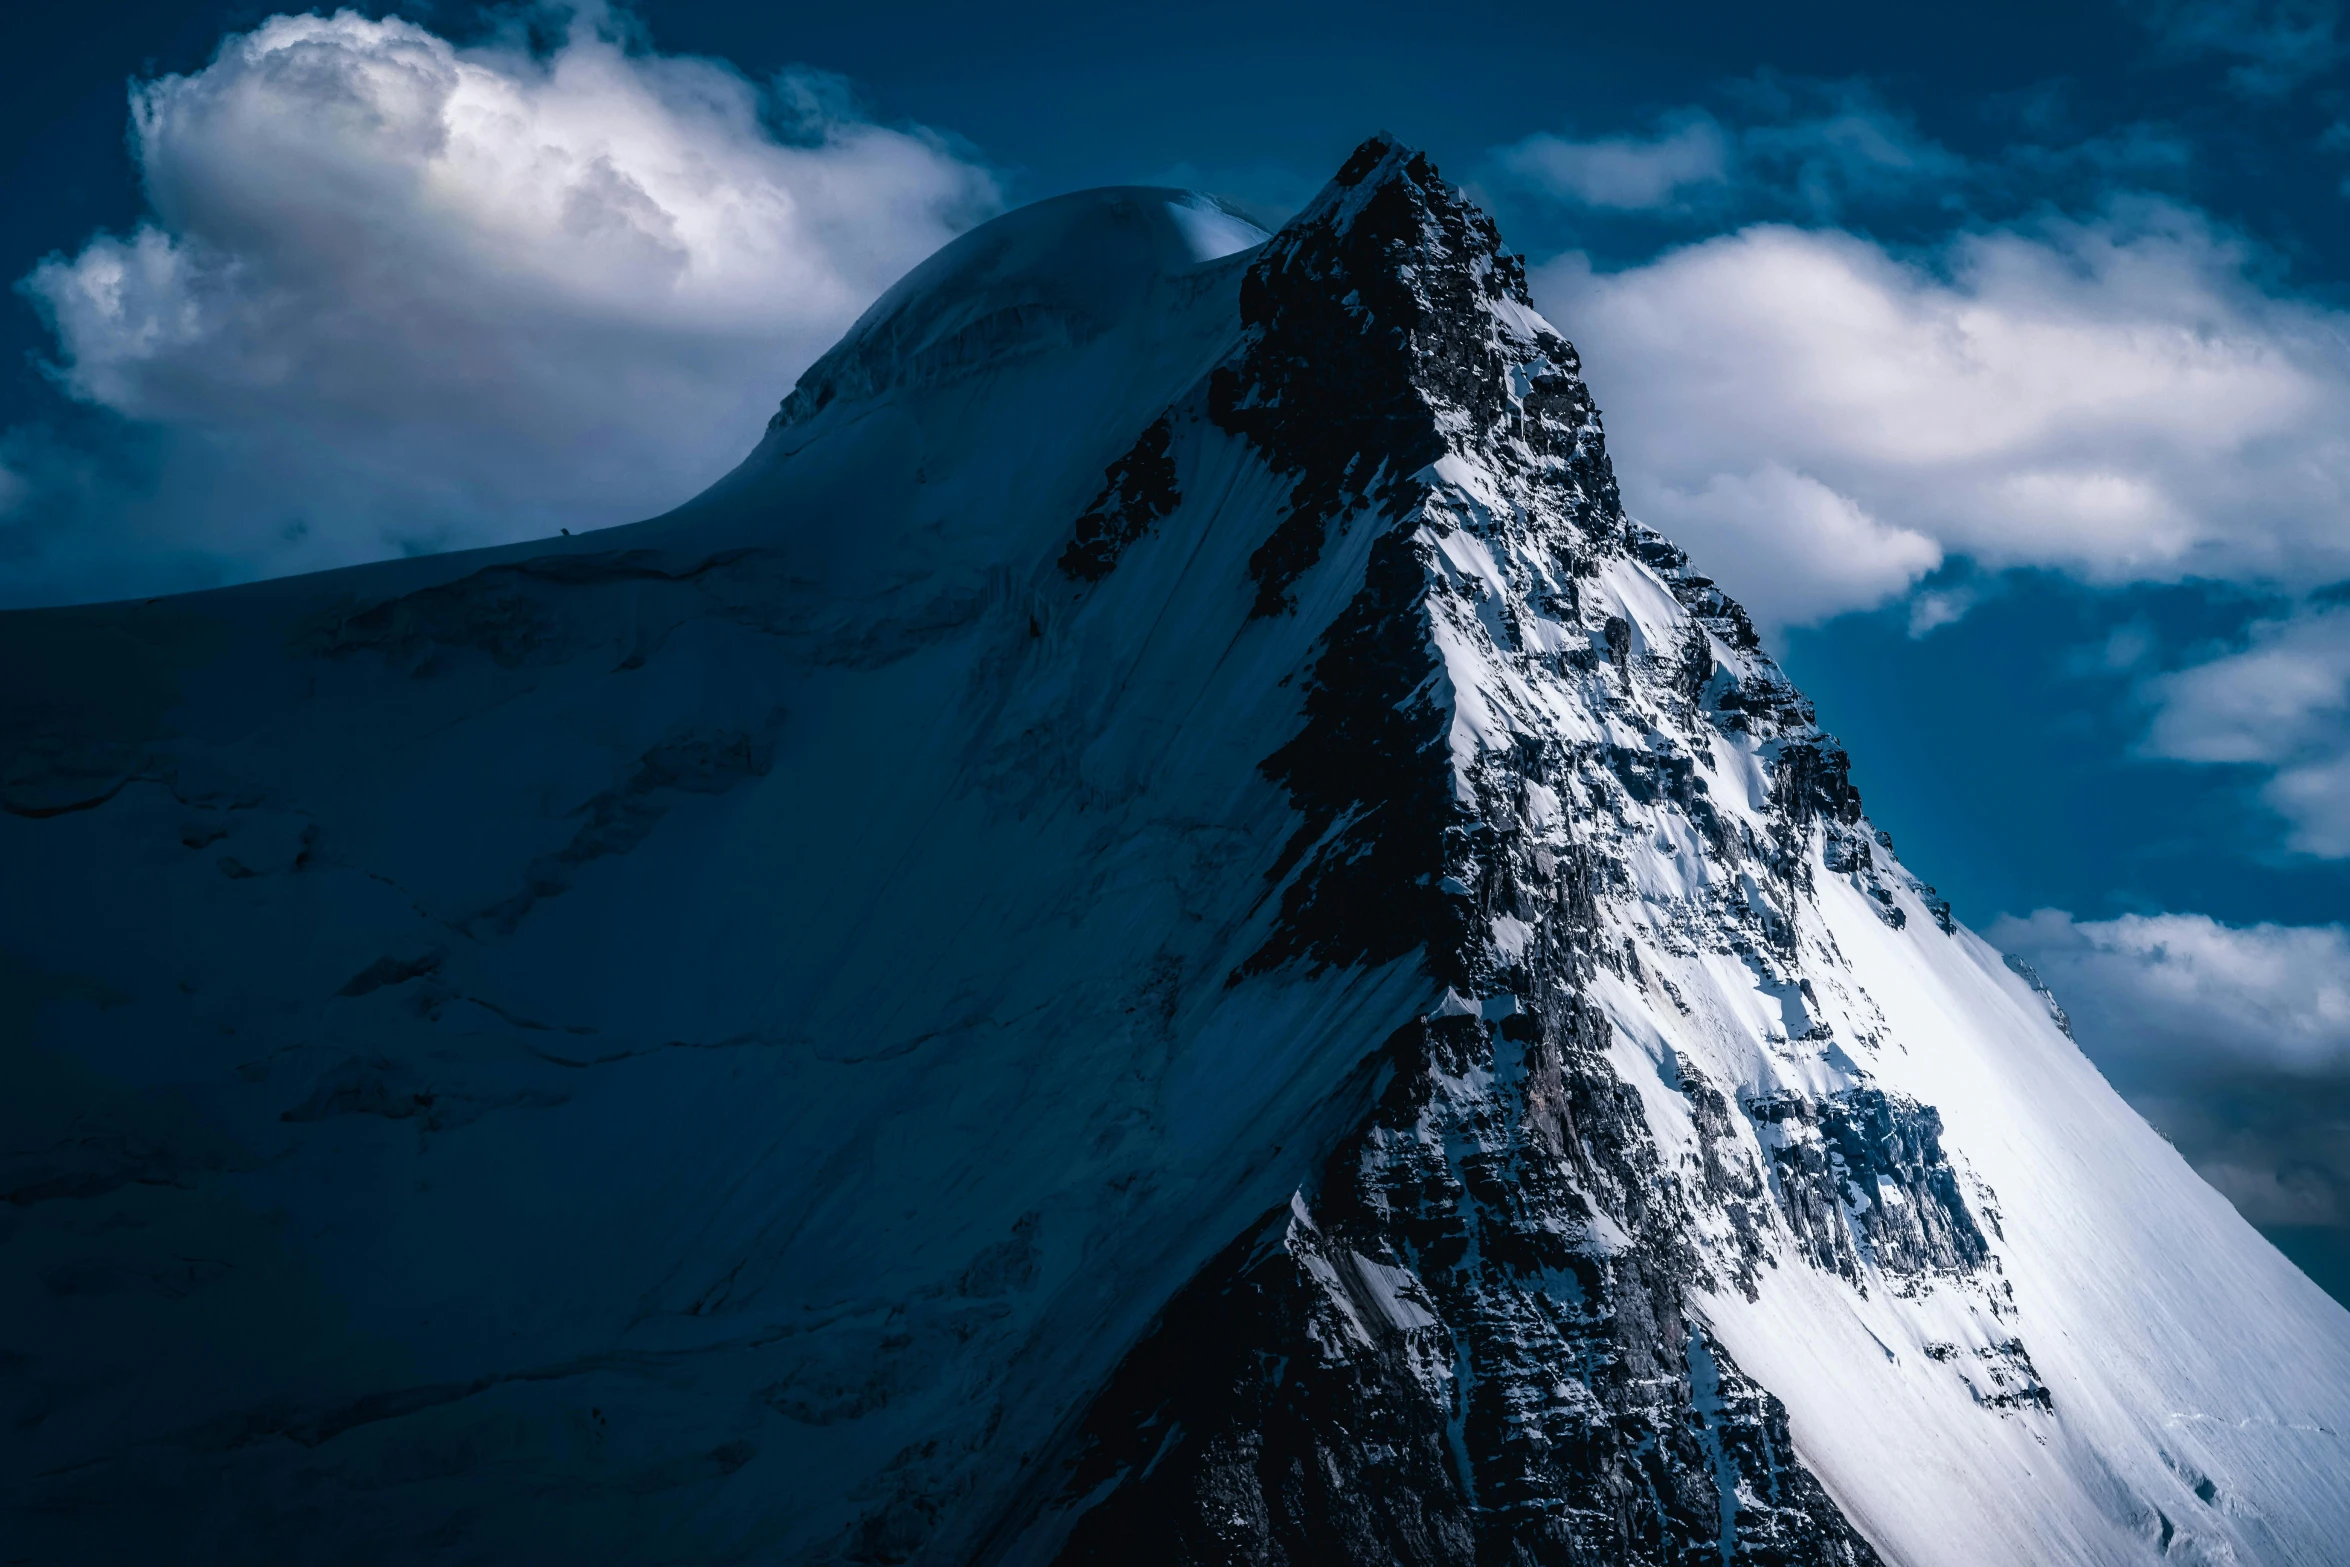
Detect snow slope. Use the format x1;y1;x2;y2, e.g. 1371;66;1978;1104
1;146;2344;1566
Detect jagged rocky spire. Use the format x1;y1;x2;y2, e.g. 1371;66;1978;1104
1026;136;1906;1566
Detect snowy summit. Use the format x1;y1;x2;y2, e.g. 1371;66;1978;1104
2;136;2346;1564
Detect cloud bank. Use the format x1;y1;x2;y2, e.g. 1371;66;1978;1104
1529;207;2350;635
7;8;998;602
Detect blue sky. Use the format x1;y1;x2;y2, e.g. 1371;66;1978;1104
5;0;2348;1300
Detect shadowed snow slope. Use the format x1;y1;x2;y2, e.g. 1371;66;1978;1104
1;148;2345;1566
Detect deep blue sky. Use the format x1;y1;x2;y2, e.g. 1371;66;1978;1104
5;0;2348;1297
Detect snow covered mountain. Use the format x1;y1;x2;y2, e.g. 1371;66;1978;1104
4;137;2347;1565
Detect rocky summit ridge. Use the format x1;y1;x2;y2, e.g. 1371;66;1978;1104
1;138;2347;1567
1036;133;1895;1567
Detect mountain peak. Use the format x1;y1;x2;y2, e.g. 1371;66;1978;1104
1269;134;1513;290
1292;130;1425;226
2;136;2345;1567
1204;140;1582;613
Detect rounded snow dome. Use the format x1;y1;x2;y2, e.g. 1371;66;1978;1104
775;188;1268;426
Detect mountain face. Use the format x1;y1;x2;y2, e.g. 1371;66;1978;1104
2;141;2347;1566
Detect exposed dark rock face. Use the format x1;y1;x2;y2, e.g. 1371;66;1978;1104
1748;1089;1990;1289
1029;136;1928;1567
1220;139;1615;987
2003;953;2075;1039
1060;416;1181;581
1054;1005;1884;1567
1206;139;1616;621
1969;1340;2054;1413
1242;521;1464;981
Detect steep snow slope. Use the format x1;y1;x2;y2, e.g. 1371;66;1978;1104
2;147;2345;1567
2;187;1400;1563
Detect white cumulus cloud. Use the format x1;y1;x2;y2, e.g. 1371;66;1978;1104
10;7;999;600
1623;461;1940;632
1531;207;2350;632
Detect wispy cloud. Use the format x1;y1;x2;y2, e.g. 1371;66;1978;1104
1488;78;2194;235
2127;0;2349;94
1497;114;1732;211
5;7;999;605
1492;84;1959;222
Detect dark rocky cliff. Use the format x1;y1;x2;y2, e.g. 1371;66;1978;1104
1021;138;1906;1567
